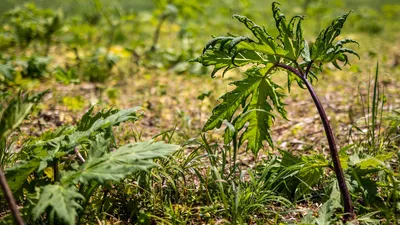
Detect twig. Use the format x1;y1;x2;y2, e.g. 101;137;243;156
0;169;25;225
74;147;86;163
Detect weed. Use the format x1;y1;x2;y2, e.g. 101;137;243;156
0;104;179;224
192;2;359;221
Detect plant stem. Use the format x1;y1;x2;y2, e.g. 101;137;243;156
302;77;355;221
53;159;59;182
150;14;168;52
276;63;355;221
0;169;25;225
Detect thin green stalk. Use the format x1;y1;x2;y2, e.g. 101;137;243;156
150;14;168;52
53;159;59;182
371;62;379;151
98;189;109;214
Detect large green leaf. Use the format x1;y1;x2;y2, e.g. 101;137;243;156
235;72;286;153
190;38;267;77
3;159;41;195
203;74;262;131
0;91;47;139
309;11;359;68
272;2;304;60
31;184;84;225
61;140;179;184
5;107;141;194
204;67;286;154
315;182;341;225
21;107;140;159
190;13;288;77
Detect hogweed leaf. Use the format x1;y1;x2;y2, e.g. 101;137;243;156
272;2;304;60
4;107;142;195
24;107;141;153
62;140;179;184
232;14;284;56
191;14;289;77
334;38;359;48
202;36;234;54
3;159;41;194
204;66;286;154
191;47;264;77
32;184;84;225
0;91;47;139
310;11;358;66
203;75;262;131
234;78;286;154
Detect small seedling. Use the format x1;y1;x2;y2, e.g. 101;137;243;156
191;2;359;221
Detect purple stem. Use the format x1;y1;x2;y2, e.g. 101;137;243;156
276;63;355;221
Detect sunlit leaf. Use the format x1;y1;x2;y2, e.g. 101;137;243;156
31;184;84;225
62;140;179;184
204;66;286;154
0;91;48;139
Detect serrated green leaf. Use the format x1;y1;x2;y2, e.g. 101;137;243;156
235;79;274;152
315;195;340;225
24;107;141;153
62;140;179;184
6;107;142;194
203;75;262;131
3;159;41;194
204;66;286;154
0;91;47;139
190;13;288;77
232;14;285;56
235;77;286;154
191;48;264;77
32;184;84;225
88;129;113;159
272;2;304;60
310;11;359;68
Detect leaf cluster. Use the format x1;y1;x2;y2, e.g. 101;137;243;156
1;106;179;224
3;3;63;48
191;2;359;154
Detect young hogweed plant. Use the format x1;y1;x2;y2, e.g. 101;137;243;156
191;2;359;222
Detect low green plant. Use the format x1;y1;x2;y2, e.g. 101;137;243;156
54;67;80;85
82;49;118;82
191;2;359;221
0;106;180;224
344;64;400;222
0;91;48;225
3;3;63;54
149;0;209;52
0;60;15;83
0;55;50;82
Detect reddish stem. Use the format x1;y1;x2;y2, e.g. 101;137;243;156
276;63;355;221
